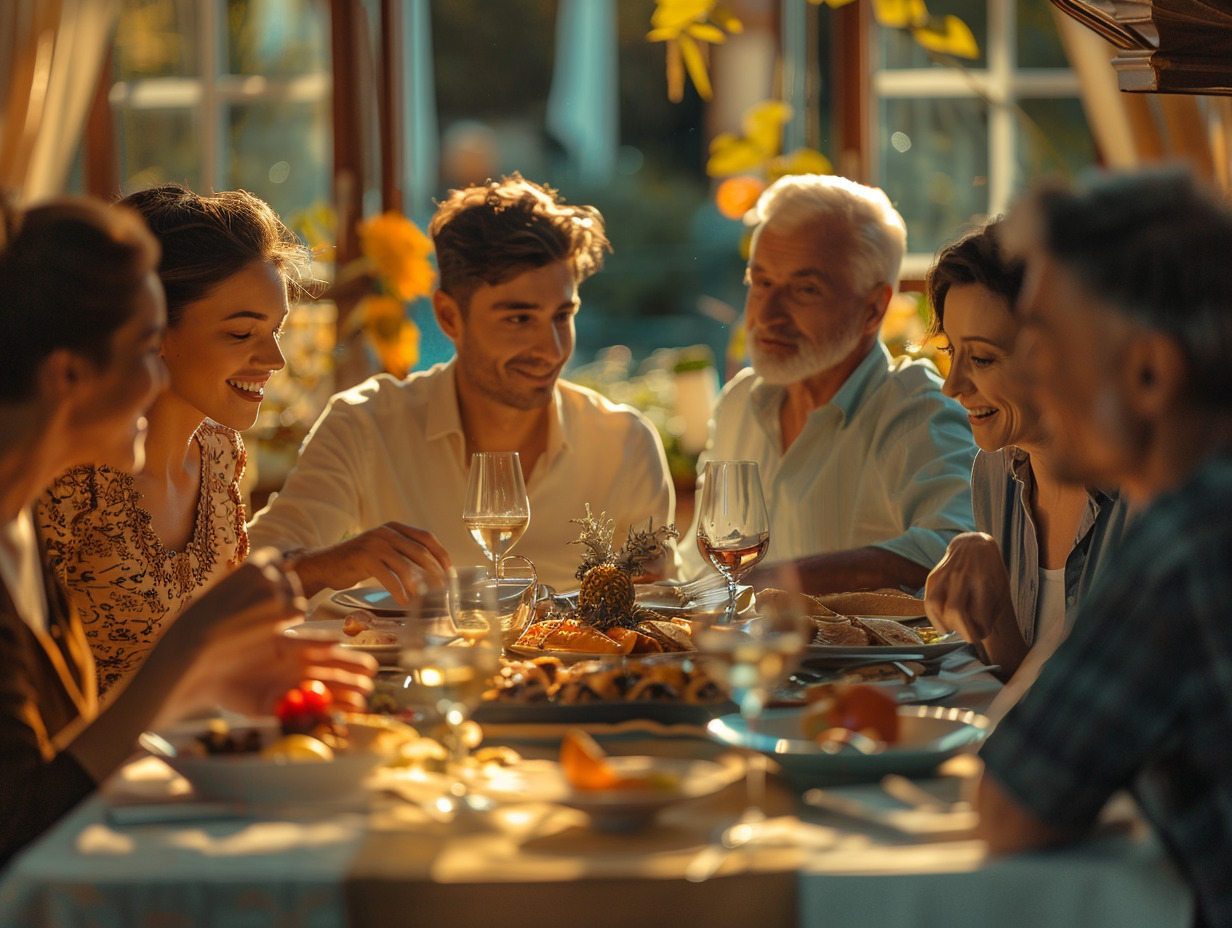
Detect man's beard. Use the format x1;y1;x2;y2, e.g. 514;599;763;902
748;316;864;385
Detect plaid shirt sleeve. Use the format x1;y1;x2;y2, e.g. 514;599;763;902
980;466;1230;830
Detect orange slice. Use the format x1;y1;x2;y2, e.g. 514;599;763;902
560;729;651;791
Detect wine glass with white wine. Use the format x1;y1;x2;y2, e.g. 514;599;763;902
695;460;770;624
463;452;530;580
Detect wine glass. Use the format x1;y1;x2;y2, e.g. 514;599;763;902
463;452;530;580
695;460;770;623
693;603;811;860
397;566;502;811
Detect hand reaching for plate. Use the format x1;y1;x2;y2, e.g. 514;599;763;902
287;522;452;605
924;532;1026;678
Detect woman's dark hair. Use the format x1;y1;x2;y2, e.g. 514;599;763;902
428;172;610;310
119;183;312;327
925;218;1025;340
0;192;160;402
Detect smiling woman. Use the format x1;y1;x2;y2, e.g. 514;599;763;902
36;183;314;694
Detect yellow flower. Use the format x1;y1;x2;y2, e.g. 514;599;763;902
360;294;420;378
357;212;435;302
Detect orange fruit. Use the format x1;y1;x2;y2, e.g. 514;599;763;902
802;684;900;743
560;729;654;791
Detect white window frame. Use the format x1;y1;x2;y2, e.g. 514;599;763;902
107;0;330;192
871;0;1083;277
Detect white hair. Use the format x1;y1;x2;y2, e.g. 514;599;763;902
748;174;907;292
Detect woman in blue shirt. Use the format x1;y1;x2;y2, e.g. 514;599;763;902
922;220;1130;716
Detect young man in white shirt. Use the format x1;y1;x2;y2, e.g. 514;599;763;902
680;174;976;594
249;175;674;594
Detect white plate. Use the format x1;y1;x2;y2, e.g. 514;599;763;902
707;705;989;788
330;585;444;617
284;619;406;656
804;634;967;663
861;678;957;704
332;579;534;618
139;717;395;804
481;756;740;832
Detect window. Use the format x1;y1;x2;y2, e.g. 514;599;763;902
872;0;1097;273
109;0;331;223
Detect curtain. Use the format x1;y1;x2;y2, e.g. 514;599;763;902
0;0;121;202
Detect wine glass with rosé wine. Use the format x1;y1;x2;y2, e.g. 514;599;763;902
463;452;530;580
695;460;770;624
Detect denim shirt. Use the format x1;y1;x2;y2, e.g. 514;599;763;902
972;447;1131;644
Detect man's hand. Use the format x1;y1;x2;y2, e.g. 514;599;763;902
288;522;452;604
924;532;1027;675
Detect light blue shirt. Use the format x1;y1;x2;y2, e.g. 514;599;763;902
973;447;1130;644
681;343;977;578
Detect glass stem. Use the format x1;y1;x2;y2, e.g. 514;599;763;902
724;573;739;624
743;700;766;817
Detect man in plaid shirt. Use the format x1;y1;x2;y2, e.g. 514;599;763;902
975;168;1232;928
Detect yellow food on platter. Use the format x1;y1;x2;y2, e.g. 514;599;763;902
260;733;335;763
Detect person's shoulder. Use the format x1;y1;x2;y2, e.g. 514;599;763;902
328;365;448;415
717;367;757;402
882;354;947;397
557;379;653;431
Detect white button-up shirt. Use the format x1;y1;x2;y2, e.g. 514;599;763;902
249;361;675;591
680;343;976;578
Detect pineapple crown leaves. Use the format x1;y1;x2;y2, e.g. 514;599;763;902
614;519;680;575
570;505;679;580
570;504;616;579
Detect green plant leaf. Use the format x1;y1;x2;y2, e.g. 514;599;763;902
912;15;980;58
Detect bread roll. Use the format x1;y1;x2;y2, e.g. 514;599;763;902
813;589;924;617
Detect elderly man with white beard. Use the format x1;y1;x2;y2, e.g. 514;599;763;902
681;174;977;595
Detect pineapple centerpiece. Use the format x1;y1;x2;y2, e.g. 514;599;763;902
570;505;679;631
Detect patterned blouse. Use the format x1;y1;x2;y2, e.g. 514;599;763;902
36;422;250;694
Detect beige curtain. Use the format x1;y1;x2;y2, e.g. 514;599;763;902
1052;7;1228;190
0;0;120;203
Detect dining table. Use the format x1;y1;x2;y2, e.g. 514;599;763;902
0;645;1193;928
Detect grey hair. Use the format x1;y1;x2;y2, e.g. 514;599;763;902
747;173;907;292
1020;167;1232;408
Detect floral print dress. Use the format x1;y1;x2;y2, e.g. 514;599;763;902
36;422;249;694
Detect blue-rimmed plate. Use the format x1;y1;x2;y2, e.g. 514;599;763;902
706;705;989;788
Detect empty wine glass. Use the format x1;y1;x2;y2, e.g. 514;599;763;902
397;566;502;811
695;460;770;623
463;452;530;580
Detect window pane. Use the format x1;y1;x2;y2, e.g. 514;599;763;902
117;107;201;191
1015;97;1097;186
880;0;987;69
115;0;198;79
1017;0;1069;68
227;0;329;76
880;97;989;256
226;100;332;220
